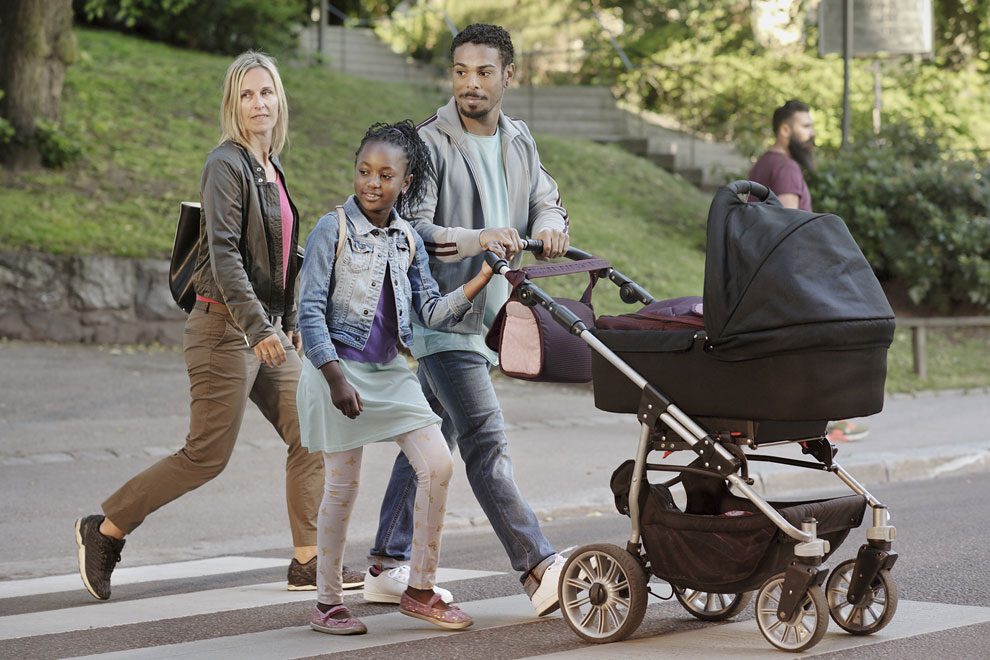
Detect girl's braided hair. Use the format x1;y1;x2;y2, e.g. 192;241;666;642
355;120;437;218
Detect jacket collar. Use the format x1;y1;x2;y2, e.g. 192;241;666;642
233;140;286;181
435;97;521;146
343;195;403;237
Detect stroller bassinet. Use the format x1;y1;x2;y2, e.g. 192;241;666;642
592;183;895;425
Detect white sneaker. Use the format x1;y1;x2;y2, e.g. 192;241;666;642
362;565;453;604
530;554;567;616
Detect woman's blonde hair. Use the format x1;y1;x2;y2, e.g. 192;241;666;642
218;51;289;155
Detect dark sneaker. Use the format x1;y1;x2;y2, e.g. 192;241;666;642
75;515;125;601
288;557;365;591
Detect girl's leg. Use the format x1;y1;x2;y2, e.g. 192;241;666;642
394;424;453;597
316;448;362;607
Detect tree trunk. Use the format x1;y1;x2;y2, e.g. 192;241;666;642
0;0;77;169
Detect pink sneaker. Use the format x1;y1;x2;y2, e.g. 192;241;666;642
310;604;367;635
399;592;473;630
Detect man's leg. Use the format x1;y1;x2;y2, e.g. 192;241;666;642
417;351;555;574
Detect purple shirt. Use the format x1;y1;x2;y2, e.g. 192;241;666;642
748;150;812;211
334;264;399;363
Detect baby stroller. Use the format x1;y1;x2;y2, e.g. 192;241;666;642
484;181;899;652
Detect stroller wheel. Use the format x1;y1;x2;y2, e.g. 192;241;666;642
755;573;828;652
826;559;898;635
558;543;648;644
674;587;752;621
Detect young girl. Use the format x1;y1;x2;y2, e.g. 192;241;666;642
296;121;502;635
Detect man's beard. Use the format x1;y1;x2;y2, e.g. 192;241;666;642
789;137;816;173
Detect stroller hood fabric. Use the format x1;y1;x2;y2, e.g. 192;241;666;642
702;183;895;361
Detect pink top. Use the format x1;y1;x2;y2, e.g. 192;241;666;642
276;175;294;288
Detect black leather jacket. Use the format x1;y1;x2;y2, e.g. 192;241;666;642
192;141;300;346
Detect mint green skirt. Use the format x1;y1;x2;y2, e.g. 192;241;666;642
297;354;441;453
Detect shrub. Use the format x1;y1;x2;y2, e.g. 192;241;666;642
810;125;990;312
33;119;82;168
76;0;310;55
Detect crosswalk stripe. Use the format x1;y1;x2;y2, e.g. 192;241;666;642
0;567;501;641
69;594;556;659
530;600;990;659
64;590;678;659
0;556;289;599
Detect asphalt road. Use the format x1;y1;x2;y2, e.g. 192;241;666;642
1;474;988;658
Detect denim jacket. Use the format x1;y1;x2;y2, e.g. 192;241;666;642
298;196;471;369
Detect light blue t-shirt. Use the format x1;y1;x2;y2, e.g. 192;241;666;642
412;129;511;364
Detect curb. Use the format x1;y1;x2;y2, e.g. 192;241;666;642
751;443;990;498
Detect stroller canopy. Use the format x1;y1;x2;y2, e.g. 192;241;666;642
702;181;895;361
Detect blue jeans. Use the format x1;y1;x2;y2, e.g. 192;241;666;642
369;350;555;577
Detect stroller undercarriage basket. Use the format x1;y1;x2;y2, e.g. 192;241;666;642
611;459;866;593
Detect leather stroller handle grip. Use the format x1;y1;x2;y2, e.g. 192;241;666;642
522;238;596;261
726;180;771;200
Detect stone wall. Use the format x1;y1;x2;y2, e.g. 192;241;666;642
0;251;186;345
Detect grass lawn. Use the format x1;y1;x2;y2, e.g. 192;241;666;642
1;29;986;392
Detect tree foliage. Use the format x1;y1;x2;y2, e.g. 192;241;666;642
76;0;311;55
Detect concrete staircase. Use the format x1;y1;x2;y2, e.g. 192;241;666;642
298;24;441;85
503;86;752;189
298;26;752;189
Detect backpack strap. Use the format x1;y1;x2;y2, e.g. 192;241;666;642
398;222;416;261
335;205;347;264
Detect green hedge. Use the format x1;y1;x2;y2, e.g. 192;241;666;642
811;126;990;312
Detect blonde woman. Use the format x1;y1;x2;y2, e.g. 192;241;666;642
73;51;354;600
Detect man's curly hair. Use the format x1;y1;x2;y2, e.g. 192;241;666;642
450;23;514;68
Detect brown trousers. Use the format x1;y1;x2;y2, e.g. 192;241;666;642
102;304;323;547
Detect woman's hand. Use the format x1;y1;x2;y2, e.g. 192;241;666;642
320;361;363;419
254;333;286;368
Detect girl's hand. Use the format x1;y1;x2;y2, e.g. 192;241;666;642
331;378;363;419
320;361;363;418
481;242;506;278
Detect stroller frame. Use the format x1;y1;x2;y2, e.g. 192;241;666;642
485;229;898;652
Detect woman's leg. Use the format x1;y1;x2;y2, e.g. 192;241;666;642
316;448;362;606
394;424;453;594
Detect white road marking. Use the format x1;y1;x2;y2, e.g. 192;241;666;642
0;556;289;599
0;567;501;640
530;599;990;658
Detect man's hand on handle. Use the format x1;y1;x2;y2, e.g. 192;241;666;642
534;228;569;259
480;227;524;258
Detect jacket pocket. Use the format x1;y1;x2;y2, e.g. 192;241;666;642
344;238;374;271
395;239;412;272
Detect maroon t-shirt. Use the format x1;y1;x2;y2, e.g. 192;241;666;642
748;150;812;211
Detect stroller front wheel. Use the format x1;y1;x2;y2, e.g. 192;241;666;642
826;559;898;635
558;543;648;644
755;573;828;652
674;587;752;621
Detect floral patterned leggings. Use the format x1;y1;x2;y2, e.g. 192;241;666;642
317;423;453;604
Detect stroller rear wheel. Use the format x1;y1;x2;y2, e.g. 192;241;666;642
755;572;828;652
558;543;648;644
675;587;752;621
826;559;898;635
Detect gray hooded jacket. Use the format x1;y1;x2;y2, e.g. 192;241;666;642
409;97;569;335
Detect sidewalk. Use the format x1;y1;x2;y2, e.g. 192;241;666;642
1;341;987;575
